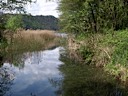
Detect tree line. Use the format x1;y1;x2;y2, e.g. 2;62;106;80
22;14;59;30
6;14;59;30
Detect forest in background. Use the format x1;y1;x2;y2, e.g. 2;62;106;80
5;14;59;30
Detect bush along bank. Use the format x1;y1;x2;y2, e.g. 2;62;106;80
102;30;128;83
67;29;128;84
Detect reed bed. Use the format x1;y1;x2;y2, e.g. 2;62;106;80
8;30;59;53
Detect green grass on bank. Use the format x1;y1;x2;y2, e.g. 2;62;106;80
101;30;128;82
102;30;128;66
69;29;128;82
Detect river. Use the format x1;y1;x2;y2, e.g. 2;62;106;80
0;47;128;96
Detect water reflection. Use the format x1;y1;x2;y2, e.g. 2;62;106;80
0;55;3;67
58;55;128;96
0;67;14;96
0;47;64;96
1;46;128;96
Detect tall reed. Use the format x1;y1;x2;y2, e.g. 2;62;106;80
8;30;59;53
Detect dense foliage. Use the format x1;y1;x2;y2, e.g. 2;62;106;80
59;0;128;34
5;15;23;31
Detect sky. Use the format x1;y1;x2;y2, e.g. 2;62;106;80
25;0;59;18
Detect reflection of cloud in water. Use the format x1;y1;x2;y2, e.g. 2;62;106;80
3;47;64;96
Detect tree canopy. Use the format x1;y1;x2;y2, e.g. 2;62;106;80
5;15;23;31
59;0;128;34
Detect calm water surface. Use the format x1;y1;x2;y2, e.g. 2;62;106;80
0;47;128;96
0;47;64;96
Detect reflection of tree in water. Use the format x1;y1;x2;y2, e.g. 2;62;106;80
0;67;14;96
0;47;58;69
0;50;29;69
0;51;23;95
57;54;128;96
26;51;42;65
0;54;4;67
4;51;43;68
3;48;37;70
49;77;63;96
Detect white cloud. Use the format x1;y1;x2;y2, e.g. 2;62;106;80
25;0;59;17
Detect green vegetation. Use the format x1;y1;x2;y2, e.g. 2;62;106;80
76;29;128;82
5;14;59;30
1;2;28;58
5;15;23;32
101;30;128;67
59;0;128;83
59;0;128;34
5;15;24;45
0;14;7;46
22;15;59;30
79;46;94;65
67;30;128;82
101;30;128;82
0;0;32;46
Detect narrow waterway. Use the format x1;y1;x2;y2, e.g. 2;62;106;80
0;47;64;96
0;47;128;96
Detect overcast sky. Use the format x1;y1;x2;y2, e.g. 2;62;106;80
25;0;59;17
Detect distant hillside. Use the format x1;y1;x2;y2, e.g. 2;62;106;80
22;15;59;30
5;14;59;30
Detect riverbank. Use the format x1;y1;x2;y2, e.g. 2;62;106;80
67;29;128;84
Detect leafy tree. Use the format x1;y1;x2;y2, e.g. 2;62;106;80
0;0;33;43
59;0;128;34
5;15;23;44
6;15;23;31
0;0;32;12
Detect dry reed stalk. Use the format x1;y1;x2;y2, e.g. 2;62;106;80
67;36;84;62
14;30;55;39
7;30;57;52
